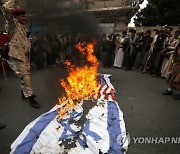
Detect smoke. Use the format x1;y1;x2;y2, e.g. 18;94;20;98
22;0;102;39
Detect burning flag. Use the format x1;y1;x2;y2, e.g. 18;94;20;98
10;42;129;154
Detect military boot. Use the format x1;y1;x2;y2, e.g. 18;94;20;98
28;96;40;109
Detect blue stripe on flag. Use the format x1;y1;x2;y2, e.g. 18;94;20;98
83;120;102;141
107;101;123;154
14;110;57;154
59;110;82;141
77;120;102;148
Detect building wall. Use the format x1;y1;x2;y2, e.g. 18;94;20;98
86;0;134;33
88;0;131;9
99;23;115;35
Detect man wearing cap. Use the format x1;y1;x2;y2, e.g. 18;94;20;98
2;0;40;109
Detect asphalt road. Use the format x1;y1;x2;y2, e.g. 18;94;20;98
0;66;180;154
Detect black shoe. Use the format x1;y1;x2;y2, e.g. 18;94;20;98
21;91;36;100
0;122;6;129
28;96;40;109
162;90;173;95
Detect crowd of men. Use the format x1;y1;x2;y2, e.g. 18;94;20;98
97;26;180;100
1;26;180;94
30;32;85;69
1;26;180;95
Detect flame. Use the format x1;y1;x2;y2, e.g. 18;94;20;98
57;41;99;119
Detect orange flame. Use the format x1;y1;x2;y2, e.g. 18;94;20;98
58;41;99;119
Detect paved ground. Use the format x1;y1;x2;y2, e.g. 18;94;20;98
0;66;180;154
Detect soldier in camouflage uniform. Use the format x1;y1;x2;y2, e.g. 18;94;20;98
2;0;40;108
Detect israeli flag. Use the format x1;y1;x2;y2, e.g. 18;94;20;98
10;74;129;154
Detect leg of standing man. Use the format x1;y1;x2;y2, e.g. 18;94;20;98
12;57;40;109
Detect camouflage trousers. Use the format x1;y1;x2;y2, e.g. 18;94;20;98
11;57;33;98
